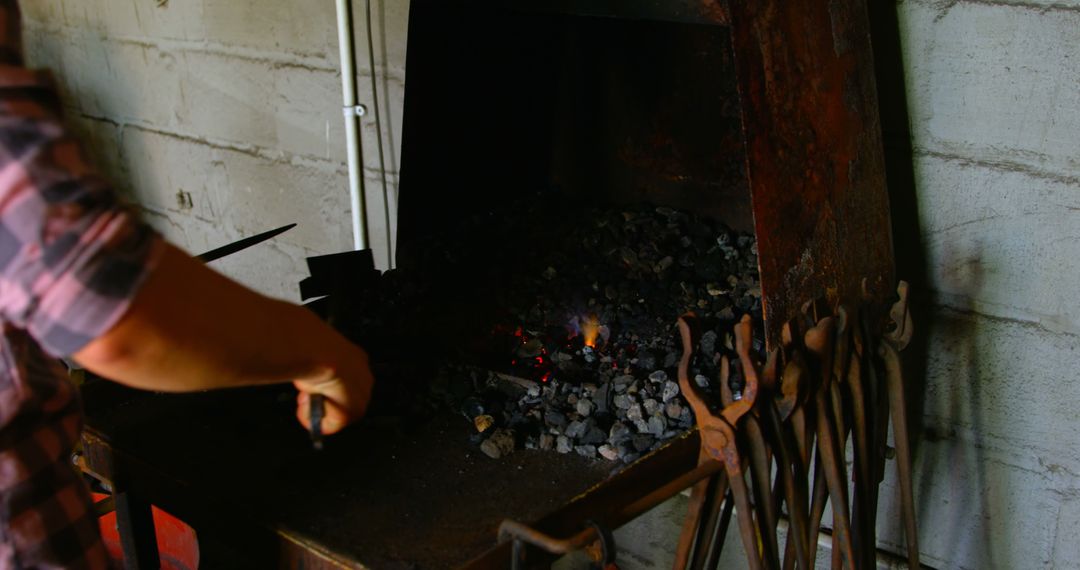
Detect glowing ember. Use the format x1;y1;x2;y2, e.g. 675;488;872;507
582;314;602;348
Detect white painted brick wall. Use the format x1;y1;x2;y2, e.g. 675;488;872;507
901;1;1080;185
22;0;407;300
894;2;1080;566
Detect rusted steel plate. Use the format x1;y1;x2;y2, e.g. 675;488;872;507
728;0;895;346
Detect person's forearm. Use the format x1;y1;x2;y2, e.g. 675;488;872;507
73;243;359;392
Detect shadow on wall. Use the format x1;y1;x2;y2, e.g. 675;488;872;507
868;4;999;567
917;242;1000;568
374;0;400;178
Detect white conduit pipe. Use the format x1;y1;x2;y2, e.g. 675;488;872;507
334;0;369;251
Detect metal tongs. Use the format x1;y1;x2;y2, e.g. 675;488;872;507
674;313;770;570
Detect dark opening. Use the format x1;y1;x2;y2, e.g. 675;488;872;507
396;1;751;269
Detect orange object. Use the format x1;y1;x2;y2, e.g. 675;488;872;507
91;493;199;570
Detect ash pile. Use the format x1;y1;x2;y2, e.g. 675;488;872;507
420;203;765;464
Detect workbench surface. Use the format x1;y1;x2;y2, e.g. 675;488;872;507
80;381;613;569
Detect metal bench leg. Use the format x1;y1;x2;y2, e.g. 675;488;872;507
114;491;160;570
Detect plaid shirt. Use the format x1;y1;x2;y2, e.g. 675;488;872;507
0;1;162;567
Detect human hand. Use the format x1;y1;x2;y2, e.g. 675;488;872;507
293;345;374;435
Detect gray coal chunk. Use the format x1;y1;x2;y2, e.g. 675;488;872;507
664;352;678;369
637;353;657;370
632;434;656;452
700;330;718;356
648;370;668;384
556;435;572;454
642;398;660;416
614;374;635;386
661;381;680;402
665;401;684;419
581;426;607;446
539;433;555;451
544;410;568;428
598;444;620;461
480;429;516;459
648;415;668;437
575;445;597;459
633;419;651;433
614;394;633;410
576;398;595;417
640;382;658;398
694;374;711;388
592;383;611;413
609;422;632;444
565;420;588;440
626;403;644;422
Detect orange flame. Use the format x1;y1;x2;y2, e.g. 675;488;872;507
582;314;601;348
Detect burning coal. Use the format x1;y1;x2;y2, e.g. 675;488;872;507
432;204;763;462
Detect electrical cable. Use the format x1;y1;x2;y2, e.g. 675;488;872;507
362;0;395;268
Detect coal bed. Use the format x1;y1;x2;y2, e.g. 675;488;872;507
352;199;764;467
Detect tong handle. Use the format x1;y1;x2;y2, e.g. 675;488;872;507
310;393;326;450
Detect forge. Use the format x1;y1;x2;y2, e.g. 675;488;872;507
78;0;904;568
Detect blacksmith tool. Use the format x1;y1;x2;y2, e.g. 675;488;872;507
767;329;811;570
672;313;726;570
299;249;381;449
843;305;876;570
879;282;919;569
675;313;767;570
195;223;297;262
730;334;781;570
803;315;856;569
829;309;852;570
309;393;326;450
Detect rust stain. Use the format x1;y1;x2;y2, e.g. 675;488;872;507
728;0;894;346
697;0;731;25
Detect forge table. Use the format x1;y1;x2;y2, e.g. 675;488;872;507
79;380;700;569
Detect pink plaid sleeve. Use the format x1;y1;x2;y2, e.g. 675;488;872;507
0;68;163;357
0;2;158;568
